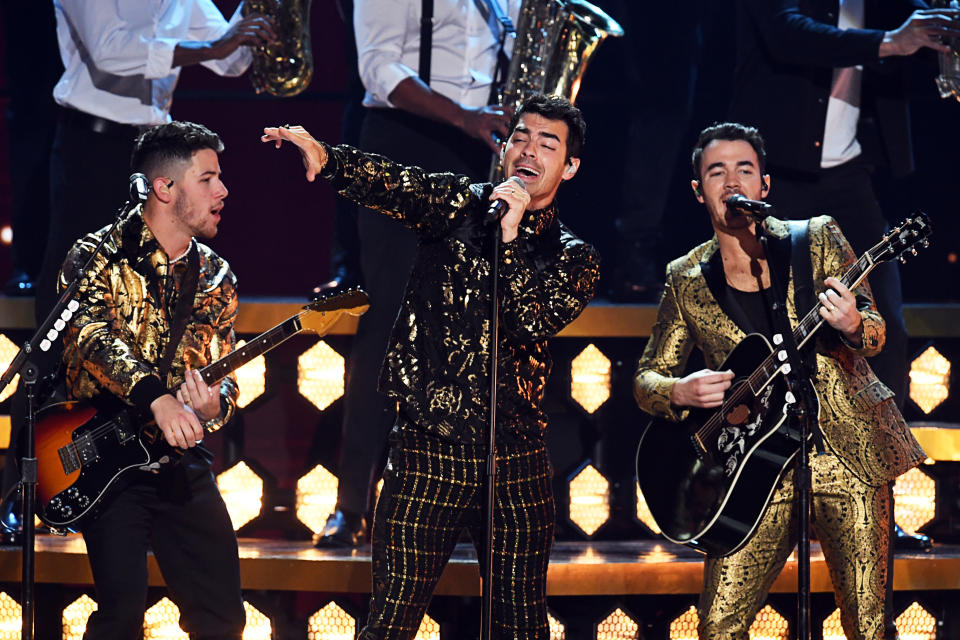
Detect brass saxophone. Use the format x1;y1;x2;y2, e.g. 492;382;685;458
497;0;624;114
243;0;314;97
932;0;960;101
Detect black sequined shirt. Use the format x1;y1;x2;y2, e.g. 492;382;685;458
321;144;600;444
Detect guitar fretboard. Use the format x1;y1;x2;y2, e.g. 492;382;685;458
199;316;302;384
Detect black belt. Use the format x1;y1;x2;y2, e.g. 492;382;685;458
58;107;151;139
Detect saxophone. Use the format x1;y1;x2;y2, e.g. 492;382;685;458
932;0;960;101
243;0;314;97
497;0;624;114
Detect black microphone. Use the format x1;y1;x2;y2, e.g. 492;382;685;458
487;176;527;222
726;193;773;218
129;173;150;203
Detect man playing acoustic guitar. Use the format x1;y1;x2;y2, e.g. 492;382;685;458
633;122;925;640
58;121;245;639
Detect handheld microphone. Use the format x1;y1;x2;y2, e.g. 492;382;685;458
487;176;527;222
129;173;150;203
726;193;773;218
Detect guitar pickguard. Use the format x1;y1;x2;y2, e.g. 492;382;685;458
716;383;776;477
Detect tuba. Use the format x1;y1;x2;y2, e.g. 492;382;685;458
931;0;960;101
497;0;624;115
243;0;314;97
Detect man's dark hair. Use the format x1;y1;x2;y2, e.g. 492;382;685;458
691;122;766;179
131;121;224;179
507;94;586;161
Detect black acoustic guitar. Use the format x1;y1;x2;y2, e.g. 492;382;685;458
30;289;369;532
635;215;931;556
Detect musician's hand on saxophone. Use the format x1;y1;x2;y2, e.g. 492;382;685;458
174;11;277;67
457;104;514;152
261;125;328;182
879;7;960;57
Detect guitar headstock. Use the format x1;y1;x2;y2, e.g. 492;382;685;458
871;213;932;265
299;288;371;334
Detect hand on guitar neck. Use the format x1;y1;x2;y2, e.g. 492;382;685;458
817;276;862;346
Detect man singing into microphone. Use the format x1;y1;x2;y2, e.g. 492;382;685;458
59;121;246;639
633;122;923;639
263;94;599;639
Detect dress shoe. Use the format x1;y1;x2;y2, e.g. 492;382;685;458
893;523;932;551
3;270;35;297
313;509;367;548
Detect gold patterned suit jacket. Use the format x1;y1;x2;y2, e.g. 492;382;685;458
634;215;924;486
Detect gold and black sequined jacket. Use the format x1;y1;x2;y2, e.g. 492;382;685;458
58;208;238;431
321;143;600;444
634;216;924;485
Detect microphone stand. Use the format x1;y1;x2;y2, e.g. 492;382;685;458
0;197;140;639
751;214;817;640
480;206;503;640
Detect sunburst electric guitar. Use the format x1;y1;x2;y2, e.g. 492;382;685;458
635;215;931;556
30;289;369;532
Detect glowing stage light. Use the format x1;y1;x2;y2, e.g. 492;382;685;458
636;482;661;535
307;601;356;640
893;467;936;536
669;605;698;640
242;601;272;640
596;607;639;639
909;346;950;414
298;340;345;411
63;594;98;640
0;226;11;245
0;334;20;403
895;602;937;640
822;608;844;640
568;463;610;537
233;339;266;408
0;591;21;637
216;461;264;531
570;344;611;413
747;604;789;640
548;612;566;640
297;464;339;534
415;614;440;640
143;597;188;639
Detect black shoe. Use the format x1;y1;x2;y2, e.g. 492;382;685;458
3;270;35;297
894;523;932;551
313;509;367;548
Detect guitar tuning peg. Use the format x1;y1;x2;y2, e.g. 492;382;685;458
899;255;907;264
923;240;930;248
911;248;918;256
40;339;51;352
67;300;80;312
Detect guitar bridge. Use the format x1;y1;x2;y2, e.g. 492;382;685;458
58;444;81;474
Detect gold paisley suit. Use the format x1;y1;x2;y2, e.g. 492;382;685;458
634;216;924;640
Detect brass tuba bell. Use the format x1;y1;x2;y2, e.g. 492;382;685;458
244;0;314;97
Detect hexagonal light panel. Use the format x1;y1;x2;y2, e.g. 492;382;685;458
298;340;345;411
821;607;844;640
242;601;272;640
297;464;339;534
893;466;936;536
0;591;21;636
596;607;639;639
548;612;566;640
233;339;266;408
308;601;356;640
636;482;662;535
144;597;187;639
568;463;610;537
0;334;20;403
669;605;698;640
415;613;440;640
216;461;264;531
895;601;936;640
63;594;98;640
748;604;789;639
909;346;950;414
570;344;611;414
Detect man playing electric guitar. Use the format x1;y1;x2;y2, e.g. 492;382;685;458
57;121;245;639
633;122;925;640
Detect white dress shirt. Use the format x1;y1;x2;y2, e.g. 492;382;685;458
52;0;253;126
355;0;520;110
821;0;864;169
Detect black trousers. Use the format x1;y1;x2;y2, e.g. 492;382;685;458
765;159;908;409
333;108;492;515
81;454;245;640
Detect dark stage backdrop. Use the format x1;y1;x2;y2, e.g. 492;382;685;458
0;1;958;299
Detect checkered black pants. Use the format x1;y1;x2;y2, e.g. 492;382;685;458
357;427;555;640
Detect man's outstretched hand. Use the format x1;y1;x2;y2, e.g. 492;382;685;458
261;125;328;181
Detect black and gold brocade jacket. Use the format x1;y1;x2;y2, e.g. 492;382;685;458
58;209;238;430
634;216;924;485
321;144;600;444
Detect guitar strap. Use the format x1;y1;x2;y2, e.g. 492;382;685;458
157;243;200;382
